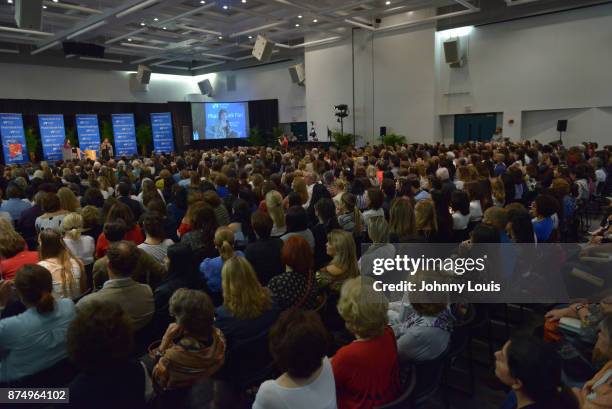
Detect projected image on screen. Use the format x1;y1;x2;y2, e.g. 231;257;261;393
204;102;248;139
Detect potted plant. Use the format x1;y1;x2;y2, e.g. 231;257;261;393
383;133;406;146
332;131;354;149
24;126;39;162
247;127;265;146
136;124;152;156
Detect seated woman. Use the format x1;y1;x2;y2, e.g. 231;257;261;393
531;194;559;243
215;256;279;348
337;192;364;236
268;236;319;310
67;300;152;409
281;206;315;251
0;264;76;384
451;190;471;242
388;197;421;243
359;216;396;275
138;212;175;264
495;336;579;409
253;309;336;409
362;188;385;231
389;300;454;363
151;289;226;391
35;192;70;233
38;229;86;299
96;202;144;258
317;229;359;292
311;198;340;270
333;277;400;409
0;219;39;281
200;226;243;306
414;199;438;242
228;198;255;248
266;190;287;237
181;204;219;263
61;213;95;267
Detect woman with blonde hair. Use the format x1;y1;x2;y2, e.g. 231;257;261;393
216;256;278;353
332;277;400;409
265;190;286;237
491;177;506;208
38;229;86;298
388;198;418;243
61;213;95;267
317;229;359;292
200;226;243;306
415;199;438;242
337;192;364;236
57;187;80;213
455;166;472;190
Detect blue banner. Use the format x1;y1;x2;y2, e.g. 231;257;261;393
76;114;100;154
112;113;137;157
38;114;66;161
151;112;174;153
0;113;28;164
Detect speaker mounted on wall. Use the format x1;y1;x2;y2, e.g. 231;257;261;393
198;79;214;96
136;64;152;85
252;35;274;62
557;120;568;132
128;74;148;92
443;38;464;68
288;63;306;85
15;0;42;30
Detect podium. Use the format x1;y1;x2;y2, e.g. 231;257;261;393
62;147;81;161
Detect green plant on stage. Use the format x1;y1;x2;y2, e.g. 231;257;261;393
247;127;265;146
332;131;354;148
136;124;152;156
383;133;406;146
271;126;283;143
100;120;114;145
24;126;40;162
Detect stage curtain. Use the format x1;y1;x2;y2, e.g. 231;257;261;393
248;99;279;138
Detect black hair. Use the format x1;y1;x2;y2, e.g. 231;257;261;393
509;211;535;243
450;190;470;216
285;206;309;233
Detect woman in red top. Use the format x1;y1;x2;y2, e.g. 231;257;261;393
332;276;400;409
0;219;39;280
95;202;144;258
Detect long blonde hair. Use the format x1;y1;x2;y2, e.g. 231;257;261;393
327;230;359;279
57;187;80;212
491;177;506;205
38;229;83;296
415;199;437;233
221;256;272;320
340;192;362;234
389;198;416;238
61;213;84;240
265;190;285;229
214;226;235;261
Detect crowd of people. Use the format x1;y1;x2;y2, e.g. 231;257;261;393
0;138;610;409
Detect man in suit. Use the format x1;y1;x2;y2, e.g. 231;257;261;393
117;182;143;221
78;241;154;331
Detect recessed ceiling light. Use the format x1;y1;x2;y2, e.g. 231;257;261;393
140;22;146;26
8;0;13;4
297;15;302;19
162;26;167;30
218;35;223;39
200;0;205;3
222;4;228;9
313;18;318;23
241;0;246;3
385;0;391;4
127;38;133;41
153;17;159;21
295;23;300;27
248;35;253;39
42;5;47;8
52;0;59;2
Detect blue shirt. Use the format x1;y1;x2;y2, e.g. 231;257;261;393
414;190;431;202
0;199;32;221
0;298;75;382
533;217;554;243
200;250;244;293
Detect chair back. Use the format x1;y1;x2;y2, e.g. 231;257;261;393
411;346;449;406
373;364;417;409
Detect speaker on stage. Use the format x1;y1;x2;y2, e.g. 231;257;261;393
557;120;567;132
15;0;42;30
252;35;274;62
380;126;387;137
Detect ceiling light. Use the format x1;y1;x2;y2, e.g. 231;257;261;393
162;26;167;30
200;0;205;3
127;38;132;41
385;0;391;4
42;5;47;8
313;18;318;23
140;22;146;26
153;17;159;21
241;0;246;3
248;35;253;39
222;4;228;9
52;0;59;2
218;35;223;39
297;15;302;19
295;23;300;27
7;0;13;4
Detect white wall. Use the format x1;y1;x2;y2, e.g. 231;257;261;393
436;4;612;145
0;62;199;103
194;61;306;123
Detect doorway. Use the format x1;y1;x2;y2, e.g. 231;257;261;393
454;113;498;144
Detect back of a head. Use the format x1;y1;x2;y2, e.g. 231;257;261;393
471;223;500;244
38;228;66;260
285;205;308;232
269;309;329;379
282;235;313;275
367;215;389;243
509;211;535;243
169;288;215;339
214;226;235;261
166;243;195;277
117;182;131;197
67;300;134;373
251;210;273;239
436;167;449;181
103;220;127;243
62;212;84;240
315;198;338;225
15;264;55;314
107;241;139;278
143;212;165;240
483;207;508;231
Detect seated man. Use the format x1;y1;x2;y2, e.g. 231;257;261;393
78;241;154;331
93;220;165;290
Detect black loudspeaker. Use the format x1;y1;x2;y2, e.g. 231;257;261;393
62;42;105;58
380;126;387;137
557;120;567;132
15;0;42;30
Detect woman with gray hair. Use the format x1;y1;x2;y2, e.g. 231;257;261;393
151;288;226;391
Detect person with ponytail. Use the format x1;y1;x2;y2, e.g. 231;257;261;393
495;336;579;409
337;192;364;236
0;264;76;383
62;213;95;267
38;229;86;299
200;226;244;306
265;190;286;237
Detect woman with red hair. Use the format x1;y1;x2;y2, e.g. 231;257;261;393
267;236;319;310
